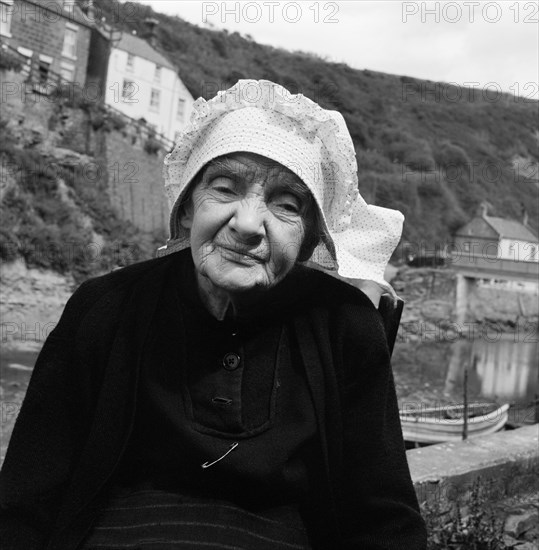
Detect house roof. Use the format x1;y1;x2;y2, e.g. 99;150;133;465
115;32;176;71
25;0;93;28
484;216;538;241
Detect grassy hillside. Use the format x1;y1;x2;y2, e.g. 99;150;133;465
2;1;536;282
90;0;538;250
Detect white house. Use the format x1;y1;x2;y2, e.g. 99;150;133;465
104;31;194;142
451;206;538;289
454;204;538;264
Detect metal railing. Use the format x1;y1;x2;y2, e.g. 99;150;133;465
101;101;175;152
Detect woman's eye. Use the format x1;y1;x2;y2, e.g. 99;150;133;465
272;195;301;214
209;177;237;195
278;202;300;213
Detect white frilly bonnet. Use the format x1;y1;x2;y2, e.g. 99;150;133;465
158;80;404;301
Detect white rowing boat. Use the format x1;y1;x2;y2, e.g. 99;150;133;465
399;403;510;444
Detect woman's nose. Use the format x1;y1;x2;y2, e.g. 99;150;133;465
228;197;266;240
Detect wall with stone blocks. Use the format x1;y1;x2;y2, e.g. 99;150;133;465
409;425;538;509
102;129;169;234
409;425;539;545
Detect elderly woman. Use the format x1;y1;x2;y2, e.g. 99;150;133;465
0;80;427;549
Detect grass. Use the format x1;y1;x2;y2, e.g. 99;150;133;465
423;478;509;550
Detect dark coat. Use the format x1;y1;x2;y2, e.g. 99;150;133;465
0;251;427;549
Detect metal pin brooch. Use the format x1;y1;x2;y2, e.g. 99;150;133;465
201;442;239;469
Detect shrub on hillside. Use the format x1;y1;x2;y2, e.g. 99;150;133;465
369;173;408;212
0;228;19;261
226;69;246;83
56;84;93;111
17;222;89;274
210;33;228;58
434;142;471;169
0;146;58;194
417;178;443;198
445;211;468;233
356;148;396;174
402;171;443;199
90;109;106;130
404;144;436;171
0;48;23;72
382;129;435;171
345;113;372;149
109;112;127;132
144;135;162;155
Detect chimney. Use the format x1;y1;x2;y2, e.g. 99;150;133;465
144;17;159;49
521;205;529;227
477;201;489;218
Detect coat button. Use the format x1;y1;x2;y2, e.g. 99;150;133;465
222;352;241;371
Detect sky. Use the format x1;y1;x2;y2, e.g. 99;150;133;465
132;1;538;99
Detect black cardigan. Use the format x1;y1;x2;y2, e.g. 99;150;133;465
0;250;427;549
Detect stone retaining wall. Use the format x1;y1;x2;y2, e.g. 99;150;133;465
409;425;538;509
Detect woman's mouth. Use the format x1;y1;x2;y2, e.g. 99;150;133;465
217;245;266;264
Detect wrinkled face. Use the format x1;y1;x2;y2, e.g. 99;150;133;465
180;152;315;295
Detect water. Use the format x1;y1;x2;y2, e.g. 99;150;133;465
1;349;38;390
445;336;538;404
395;333;538;428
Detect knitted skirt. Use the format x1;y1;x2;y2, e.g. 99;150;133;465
79;487;312;550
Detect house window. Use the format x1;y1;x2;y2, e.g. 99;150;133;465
463;242;470;253
16;46;33;76
126;53;134;72
154;65;161;82
0;0;14;37
150;88;160;112
60;61;75;82
38;54;52;84
530;245;537;261
508;243;515;259
62;25;78;59
176;97;185;122
122;79;137;103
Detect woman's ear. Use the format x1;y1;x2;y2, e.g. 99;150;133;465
179;199;194;230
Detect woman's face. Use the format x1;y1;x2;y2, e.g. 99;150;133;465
180;152;312;295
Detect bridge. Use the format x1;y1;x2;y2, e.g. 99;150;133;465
452;255;538;325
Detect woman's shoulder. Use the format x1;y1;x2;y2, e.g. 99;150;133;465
289;265;387;345
77;252;182;296
290;264;379;312
62;252;183;324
